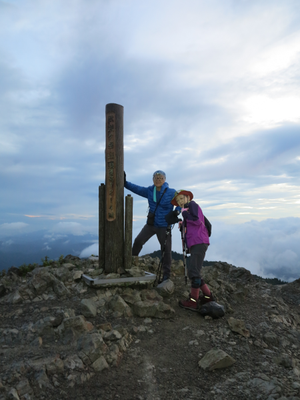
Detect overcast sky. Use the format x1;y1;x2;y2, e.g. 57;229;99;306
1;0;300;281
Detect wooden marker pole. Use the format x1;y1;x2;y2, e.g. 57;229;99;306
98;183;105;269
124;194;133;270
104;103;124;273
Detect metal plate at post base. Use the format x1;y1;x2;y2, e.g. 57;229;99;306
82;271;156;287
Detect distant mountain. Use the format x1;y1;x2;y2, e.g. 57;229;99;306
0;231;98;272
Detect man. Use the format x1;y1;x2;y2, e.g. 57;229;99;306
124;170;177;281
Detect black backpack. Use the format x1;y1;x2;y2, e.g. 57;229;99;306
204;216;212;237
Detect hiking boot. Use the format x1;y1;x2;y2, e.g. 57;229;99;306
199;293;215;305
179;296;199;311
156;275;169;285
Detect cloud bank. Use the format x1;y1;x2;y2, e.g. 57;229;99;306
80;217;300;283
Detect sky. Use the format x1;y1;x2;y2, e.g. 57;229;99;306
1;0;300;281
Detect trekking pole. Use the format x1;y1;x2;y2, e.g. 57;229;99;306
180;222;188;285
154;225;171;286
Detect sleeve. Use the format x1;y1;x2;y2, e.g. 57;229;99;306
125;181;149;198
182;201;199;221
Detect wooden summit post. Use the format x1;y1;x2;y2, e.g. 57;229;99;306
98;103;133;274
104;103;124;272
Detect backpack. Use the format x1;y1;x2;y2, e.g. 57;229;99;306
204;216;212;237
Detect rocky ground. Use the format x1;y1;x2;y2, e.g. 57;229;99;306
0;255;300;400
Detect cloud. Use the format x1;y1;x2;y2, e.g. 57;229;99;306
50;222;88;236
78;217;300;282
0;222;29;236
208;217;300;282
1;239;14;247
80;243;98;259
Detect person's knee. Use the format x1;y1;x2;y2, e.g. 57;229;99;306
191;277;201;288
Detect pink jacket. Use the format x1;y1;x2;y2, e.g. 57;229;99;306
182;201;210;249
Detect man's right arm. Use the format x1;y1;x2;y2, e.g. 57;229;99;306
125;180;149;198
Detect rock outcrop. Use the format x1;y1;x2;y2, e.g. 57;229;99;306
0;255;300;400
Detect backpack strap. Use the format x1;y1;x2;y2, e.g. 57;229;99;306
153;188;167;215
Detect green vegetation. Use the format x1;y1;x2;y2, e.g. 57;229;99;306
0;255;66;279
18;263;38;276
252;275;287;285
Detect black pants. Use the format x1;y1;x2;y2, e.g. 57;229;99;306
132;224;172;277
187;243;208;280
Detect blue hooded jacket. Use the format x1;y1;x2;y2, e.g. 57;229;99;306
125;180;177;227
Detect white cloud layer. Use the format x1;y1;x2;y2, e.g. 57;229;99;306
0;222;29;234
50;222;88;236
80;244;98;259
207;218;300;282
79;217;300;282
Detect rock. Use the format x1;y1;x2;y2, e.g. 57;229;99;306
7;267;21;277
7;388;20;400
102;330;122;341
33;315;63;341
198;348;236;370
107;295;133;317
247;375;282;397
35;367;52;389
45;357;65;375
140;289;163;302
52;266;72;282
1;256;300;399
15;378;33;397
77;332;108;365
88;269;104;277
227;317;250;337
121;289;142;304
273;355;294;368
5;290;22;304
156;279;175;297
263;331;280;346
126;267;145;277
132;299;175;318
64;255;81;262
0;284;6;298
30;336;43;347
62;263;76;270
29;270;71;298
58;316;94;344
91;356;109;372
80;298;97;318
63;354;85;370
73;270;83;281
